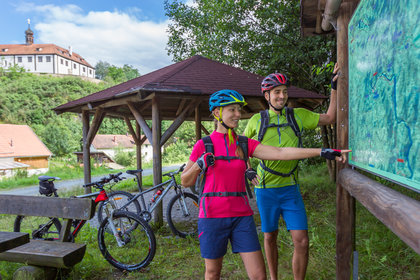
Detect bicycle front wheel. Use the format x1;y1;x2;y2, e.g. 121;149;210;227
14;215;62;241
97;190;141;225
98;210;156;271
167;192;199;238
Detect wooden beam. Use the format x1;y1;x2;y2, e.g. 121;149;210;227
152;96;163;226
127;102;153;146
257;99;266;111
338;168;420;254
85;108;105;147
124;117;141;146
336;2;357;279
176;98;188;116
201;123;210;136
82;110;91;191
160;98;201;146
136;122;143;189
195;105;202;142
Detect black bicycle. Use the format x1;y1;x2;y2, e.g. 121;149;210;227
14;174;156;272
97;164;199;238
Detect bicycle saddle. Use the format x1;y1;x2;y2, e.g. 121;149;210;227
38;175;61;182
126;169;143;175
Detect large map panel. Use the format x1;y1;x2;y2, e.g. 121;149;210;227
348;0;420;191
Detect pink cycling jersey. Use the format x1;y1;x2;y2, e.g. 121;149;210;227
190;131;260;218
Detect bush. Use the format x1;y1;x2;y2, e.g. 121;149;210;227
114;148;135;167
163;140;190;164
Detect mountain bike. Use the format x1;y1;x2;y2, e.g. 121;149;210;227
97;164;200;238
13;173;156;272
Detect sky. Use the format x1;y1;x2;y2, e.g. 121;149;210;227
0;0;190;74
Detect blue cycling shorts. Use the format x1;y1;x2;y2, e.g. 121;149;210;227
255;185;308;232
198;216;261;259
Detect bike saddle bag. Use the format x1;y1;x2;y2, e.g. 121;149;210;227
39;180;57;196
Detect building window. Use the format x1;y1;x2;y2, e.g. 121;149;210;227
73;64;77;69
46;56;51;62
28;57;32;62
60;59;63;64
65;60;68;66
83;67;85;72
89;69;92;74
17;57;22;63
38;56;43;62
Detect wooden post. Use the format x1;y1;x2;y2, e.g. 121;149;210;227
336;2;358;279
195;106;202;142
136;122;142;188
82;110;91;193
152;96;163;226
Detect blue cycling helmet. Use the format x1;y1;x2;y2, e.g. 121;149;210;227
209;89;247;111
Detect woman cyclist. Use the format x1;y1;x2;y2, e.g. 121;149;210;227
181;89;349;280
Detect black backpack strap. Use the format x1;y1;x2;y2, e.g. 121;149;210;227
285;107;302;147
202;135;214;153
237;135;249;161
257;110;269;142
237;135;253;199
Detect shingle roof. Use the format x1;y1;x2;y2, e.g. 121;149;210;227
0;124;52;158
54;55;325;113
0;43;93;68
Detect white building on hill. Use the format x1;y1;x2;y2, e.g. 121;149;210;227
0;20;95;79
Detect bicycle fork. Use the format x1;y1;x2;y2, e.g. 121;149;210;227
104;206;126;247
177;193;191;217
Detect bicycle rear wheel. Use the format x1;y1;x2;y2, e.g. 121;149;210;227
166;192;199;238
97;210;156;271
14;215;62;241
97;190;141;224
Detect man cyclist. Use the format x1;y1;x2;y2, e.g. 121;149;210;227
244;65;339;280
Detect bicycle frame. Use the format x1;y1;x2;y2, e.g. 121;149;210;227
120;175;181;215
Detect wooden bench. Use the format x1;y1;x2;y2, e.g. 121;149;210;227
0;194;95;279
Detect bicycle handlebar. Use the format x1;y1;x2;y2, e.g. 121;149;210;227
82;172;124;189
163;164;186;177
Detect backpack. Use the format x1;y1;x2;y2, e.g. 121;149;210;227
257;108;302;186
194;135;253;217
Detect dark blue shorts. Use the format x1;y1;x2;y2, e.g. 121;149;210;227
255;185;308;232
198;216;261;259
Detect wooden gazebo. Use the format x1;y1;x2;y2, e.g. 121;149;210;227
55;55;327;224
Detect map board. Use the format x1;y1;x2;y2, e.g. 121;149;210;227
348;0;420;192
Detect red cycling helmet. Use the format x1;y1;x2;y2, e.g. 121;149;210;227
261;73;290;93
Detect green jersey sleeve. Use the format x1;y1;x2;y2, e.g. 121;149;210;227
294;108;320;131
244;113;260;139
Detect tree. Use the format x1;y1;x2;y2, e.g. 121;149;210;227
95;60;111;80
95;61;140;83
164;0;336;94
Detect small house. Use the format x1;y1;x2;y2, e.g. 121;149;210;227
0;124;52;177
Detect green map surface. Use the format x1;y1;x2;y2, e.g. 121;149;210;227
348;0;420;192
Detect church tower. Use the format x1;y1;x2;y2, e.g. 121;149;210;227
25;19;34;45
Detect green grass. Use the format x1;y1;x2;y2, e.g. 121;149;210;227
0;164;419;279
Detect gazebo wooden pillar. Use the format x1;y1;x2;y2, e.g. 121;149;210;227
336;2;358;279
82;108;106;193
152;96;163;225
82;110;91;188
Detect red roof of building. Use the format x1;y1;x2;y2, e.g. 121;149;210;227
0;43;93;68
55;55;325;113
0;124;52;158
92;134;150;149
